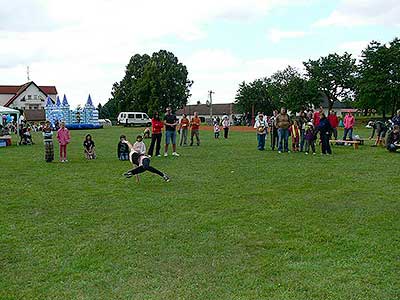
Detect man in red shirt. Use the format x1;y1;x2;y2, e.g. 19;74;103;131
190;111;201;146
327;110;339;140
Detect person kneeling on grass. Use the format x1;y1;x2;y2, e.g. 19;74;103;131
83;134;96;160
386;125;400;153
123;138;170;182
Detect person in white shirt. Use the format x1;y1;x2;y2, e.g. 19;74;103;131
254;113;268;151
132;135;146;155
222;116;230;139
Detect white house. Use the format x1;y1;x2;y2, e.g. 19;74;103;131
0;81;58;111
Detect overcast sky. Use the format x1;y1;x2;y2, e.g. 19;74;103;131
0;0;399;108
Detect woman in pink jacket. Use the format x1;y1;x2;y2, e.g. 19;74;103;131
343;112;355;141
57;122;71;162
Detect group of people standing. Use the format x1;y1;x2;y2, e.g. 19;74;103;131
254;107;356;155
146;107;202;158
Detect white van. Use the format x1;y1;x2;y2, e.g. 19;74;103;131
117;112;151;127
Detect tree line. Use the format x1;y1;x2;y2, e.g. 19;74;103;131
99;37;400;120
235;38;400;118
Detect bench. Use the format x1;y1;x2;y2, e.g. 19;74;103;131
0;135;12;147
330;140;361;150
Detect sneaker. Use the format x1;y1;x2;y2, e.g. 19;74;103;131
163;174;170;182
313;153;316;155
156;154;161;157
278;151;282;154
164;153;168;157
287;151;290;154
64;159;68;162
123;172;133;178
172;152;180;157
305;152;309;155
148;155;152;157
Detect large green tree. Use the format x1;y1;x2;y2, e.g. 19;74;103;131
100;50;192;119
356;39;400;117
304;53;357;111
235;78;275;115
270;66;320;112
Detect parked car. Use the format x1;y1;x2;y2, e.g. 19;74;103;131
117;112;151;127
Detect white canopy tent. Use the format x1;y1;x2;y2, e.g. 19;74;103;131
0;106;20;126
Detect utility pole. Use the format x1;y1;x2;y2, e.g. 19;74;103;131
208;90;215;120
27;66;30;81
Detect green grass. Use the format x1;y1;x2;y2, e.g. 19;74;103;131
1;126;399;300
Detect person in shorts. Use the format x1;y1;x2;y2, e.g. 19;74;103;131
163;107;179;157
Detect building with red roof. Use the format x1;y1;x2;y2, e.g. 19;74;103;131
0;81;58;111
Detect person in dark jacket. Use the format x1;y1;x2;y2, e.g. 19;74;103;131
317;113;332;155
117;135;130;160
386;125;400;152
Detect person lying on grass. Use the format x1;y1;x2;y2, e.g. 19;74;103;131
123;136;170;182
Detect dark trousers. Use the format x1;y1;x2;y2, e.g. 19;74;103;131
304;140;316;153
321;134;332;154
224;127;229;138
148;133;162;156
271;128;278;150
343;128;353;141
128;158;164;177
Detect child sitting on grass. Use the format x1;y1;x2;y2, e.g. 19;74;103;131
83;134;96;159
117;135;130;160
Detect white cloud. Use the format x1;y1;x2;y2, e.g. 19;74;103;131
268;28;308;43
185;49;303;103
336;40;370;56
314;0;400;27
0;0;317;107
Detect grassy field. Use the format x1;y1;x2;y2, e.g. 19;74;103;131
0;126;399;300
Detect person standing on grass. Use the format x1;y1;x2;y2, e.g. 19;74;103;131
328;110;339;140
296;111;307;152
163;107;179;157
179;114;189;146
57;121;70;162
275;107;291;153
304;122;316;155
42;121;54;163
222;115;230;139
343;112;355;141
213;120;220;139
269;110;279;151
148;112;163;157
313;107;322;127
317;113;332;155
254;113;268;151
190;111;201;146
289;120;300;152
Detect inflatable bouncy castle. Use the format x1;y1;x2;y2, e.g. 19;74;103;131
45;94;101;129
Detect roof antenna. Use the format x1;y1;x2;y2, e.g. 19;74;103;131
27;66;30;81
